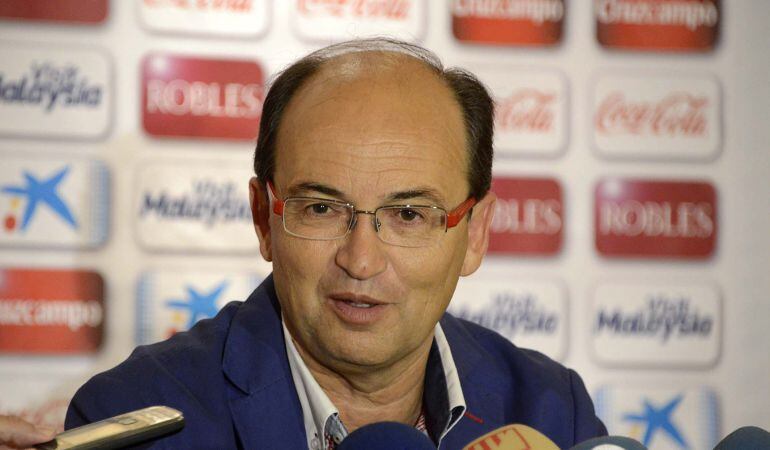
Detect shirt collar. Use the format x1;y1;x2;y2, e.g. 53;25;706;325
282;318;466;449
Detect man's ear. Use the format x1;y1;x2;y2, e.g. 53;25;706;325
249;177;273;262
460;191;496;276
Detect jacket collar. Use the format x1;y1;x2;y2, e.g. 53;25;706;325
222;274;308;449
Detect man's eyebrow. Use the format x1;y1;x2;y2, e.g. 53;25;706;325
288;183;448;205
288;182;346;198
386;188;446;205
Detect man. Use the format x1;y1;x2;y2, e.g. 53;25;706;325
66;39;606;449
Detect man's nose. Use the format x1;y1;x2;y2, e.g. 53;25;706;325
334;212;388;280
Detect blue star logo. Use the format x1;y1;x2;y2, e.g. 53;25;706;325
166;281;229;329
623;394;689;449
1;166;78;231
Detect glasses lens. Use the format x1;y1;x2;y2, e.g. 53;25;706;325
283;198;352;239
376;206;446;247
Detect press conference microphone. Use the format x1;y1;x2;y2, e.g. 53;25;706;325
462;423;560;450
569;435;648;450
713;426;770;450
336;421;434;450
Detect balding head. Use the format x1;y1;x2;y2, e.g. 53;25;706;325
253;38;494;201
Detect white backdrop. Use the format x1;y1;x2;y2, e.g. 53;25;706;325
0;1;768;448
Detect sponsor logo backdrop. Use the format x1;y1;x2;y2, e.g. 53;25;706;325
1;0;768;441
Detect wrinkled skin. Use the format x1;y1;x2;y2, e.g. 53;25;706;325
249;52;496;427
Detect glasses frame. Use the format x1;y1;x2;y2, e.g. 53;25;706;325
266;181;476;243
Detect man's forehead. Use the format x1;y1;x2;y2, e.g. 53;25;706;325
295;50;451;105
273;49;469;201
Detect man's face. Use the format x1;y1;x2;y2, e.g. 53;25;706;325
258;55;485;372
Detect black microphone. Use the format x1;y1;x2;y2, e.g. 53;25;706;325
713;426;770;450
336;421;434;450
569;435;648;450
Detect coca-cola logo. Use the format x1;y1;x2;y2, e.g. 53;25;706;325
592;73;720;160
594;178;717;258
596;91;708;137
495;89;555;133
488;177;562;255
298;0;410;19
451;0;565;45
144;0;254;12
142;54;264;140
139;0;269;37
595;0;720;51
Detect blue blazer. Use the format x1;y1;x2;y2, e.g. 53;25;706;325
66;275;606;449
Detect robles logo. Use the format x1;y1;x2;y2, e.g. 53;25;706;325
596;0;719;51
452;0;565;46
0;268;104;354
592;282;720;367
139;0;270;37
594;178;717;258
0;0;108;24
450;277;567;360
0;44;111;139
593;73;721;160
0;157;109;249
135;161;257;253
136;269;262;345
142;54;263;140
488;177;562;255
475;67;567;157
292;0;425;42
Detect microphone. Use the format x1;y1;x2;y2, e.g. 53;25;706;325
569;435;648;449
462;424;560;450
713;426;770;450
336;421;434;449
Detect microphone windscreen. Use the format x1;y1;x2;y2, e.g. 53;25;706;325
463;423;560;450
336;421;434;450
714;426;770;450
569;435;648;450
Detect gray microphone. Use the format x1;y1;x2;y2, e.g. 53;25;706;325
713;426;770;450
569;435;648;450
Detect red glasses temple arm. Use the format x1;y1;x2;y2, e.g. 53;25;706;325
267;181;284;215
446;197;477;228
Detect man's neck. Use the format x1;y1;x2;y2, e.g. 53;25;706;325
293;335;433;432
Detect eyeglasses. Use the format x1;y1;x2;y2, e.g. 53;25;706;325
267;181;476;248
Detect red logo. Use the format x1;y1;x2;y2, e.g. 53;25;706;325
298;0;411;19
142;54;264;140
488;177;563;255
496;89;556;133
595;0;720;51
595;179;717;258
0;268;104;354
0;0;107;24
596;91;708;137
451;0;565;46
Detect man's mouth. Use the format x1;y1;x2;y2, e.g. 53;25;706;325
344;300;374;309
329;293;385;307
327;293;388;324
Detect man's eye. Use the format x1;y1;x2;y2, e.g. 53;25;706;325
398;208;424;222
308;203;331;215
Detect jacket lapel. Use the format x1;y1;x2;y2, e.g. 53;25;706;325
438;314;512;448
222;275;308;449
